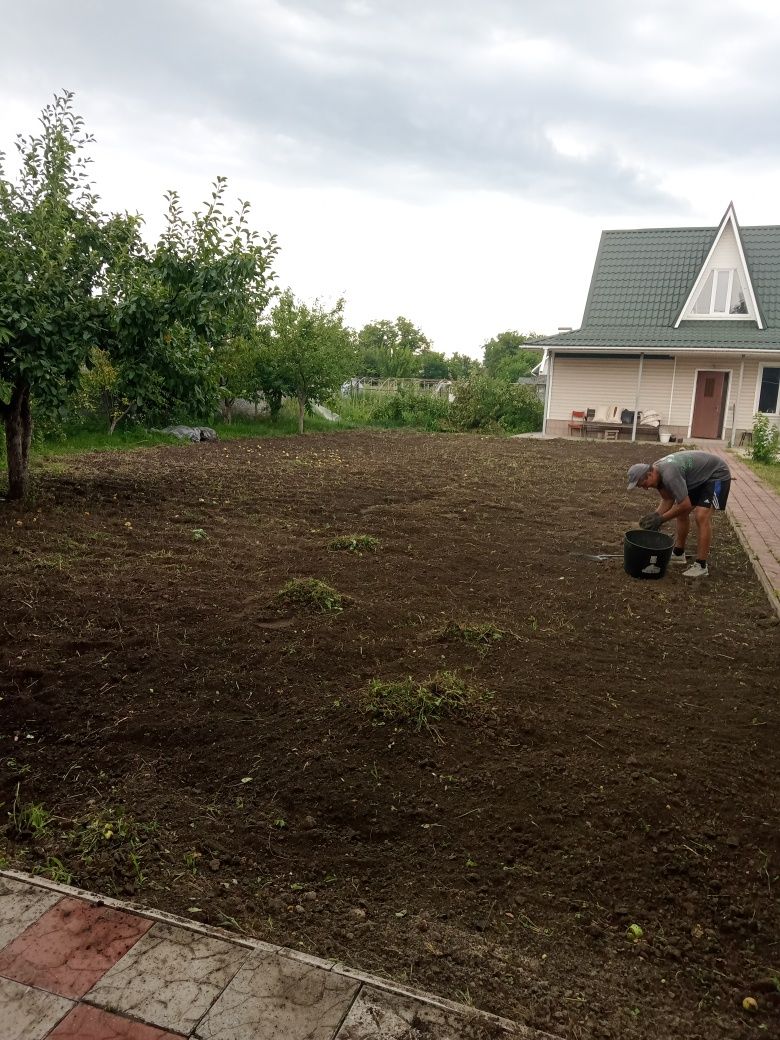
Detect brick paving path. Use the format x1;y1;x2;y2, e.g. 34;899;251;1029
708;447;780;616
0;872;555;1040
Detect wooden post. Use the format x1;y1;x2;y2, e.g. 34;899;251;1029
730;355;745;447
543;351;555;435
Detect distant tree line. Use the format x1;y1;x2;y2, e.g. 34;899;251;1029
1;93;543;500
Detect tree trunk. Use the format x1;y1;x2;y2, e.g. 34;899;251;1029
2;381;32;501
297;393;306;435
109;404;132;435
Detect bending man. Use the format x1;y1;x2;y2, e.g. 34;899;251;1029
627;450;732;579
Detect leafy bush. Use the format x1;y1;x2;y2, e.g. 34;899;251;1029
369;387;451;431
751;413;780;464
449;375;543;433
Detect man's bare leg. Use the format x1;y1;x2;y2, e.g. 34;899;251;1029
675;513;690;552
694;506;713;561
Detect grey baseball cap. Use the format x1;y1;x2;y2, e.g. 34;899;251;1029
627;463;652;489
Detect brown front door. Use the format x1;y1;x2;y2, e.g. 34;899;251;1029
691;370;729;439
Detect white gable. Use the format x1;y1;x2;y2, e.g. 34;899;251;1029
675;204;763;328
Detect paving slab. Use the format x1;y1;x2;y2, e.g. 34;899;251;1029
0;876;62;951
194;948;360;1040
48;1002;186;1039
0;896;153;998
0;871;548;1040
86;920;249;1035
0;975;73;1040
709;446;780;615
335;984;505;1038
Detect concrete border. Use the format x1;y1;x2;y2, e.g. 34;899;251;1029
1;869;558;1038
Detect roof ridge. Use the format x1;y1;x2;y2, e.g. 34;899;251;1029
602;224;780;235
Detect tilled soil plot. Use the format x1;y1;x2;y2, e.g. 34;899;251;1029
1;430;779;1040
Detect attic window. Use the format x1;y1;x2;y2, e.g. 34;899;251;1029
692;269;749;316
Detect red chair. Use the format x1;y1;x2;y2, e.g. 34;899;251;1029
568;410;587;437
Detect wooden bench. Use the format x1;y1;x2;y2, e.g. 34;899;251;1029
584;422;660;441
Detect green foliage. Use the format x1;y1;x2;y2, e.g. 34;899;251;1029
449;375;543;433
369;387;450;431
77;347;133;433
0;91;134;497
268;291;356;432
417;349;450;379
356;317;432;377
107;177;279;424
10;794;53;839
327;533;381;553
277;578;347;613
447;352;482;380
363;671;492;731
38;857;72;884
751;413;780;464
482;330;543;382
215;334;265;423
344;376;541;434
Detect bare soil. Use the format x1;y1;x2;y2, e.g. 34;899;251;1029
1;430;779;1040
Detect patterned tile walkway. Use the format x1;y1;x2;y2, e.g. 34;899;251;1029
0;872;557;1040
709;447;780;616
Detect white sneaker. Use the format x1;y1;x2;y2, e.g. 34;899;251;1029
669;552;688;565
683;561;708;578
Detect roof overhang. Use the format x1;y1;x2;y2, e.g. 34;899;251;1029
548;345;780;357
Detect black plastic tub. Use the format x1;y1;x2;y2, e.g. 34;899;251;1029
623;529;674;580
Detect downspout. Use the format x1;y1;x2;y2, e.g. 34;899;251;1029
543;350;555;435
668;356;677;428
631;352;644;442
730;355;746;448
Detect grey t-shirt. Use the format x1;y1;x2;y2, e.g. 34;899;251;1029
655;451;731;503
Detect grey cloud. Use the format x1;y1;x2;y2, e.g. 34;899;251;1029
3;0;780;212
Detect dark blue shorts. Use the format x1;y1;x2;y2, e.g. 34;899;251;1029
689;478;730;510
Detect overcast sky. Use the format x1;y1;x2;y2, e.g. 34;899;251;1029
2;1;780;357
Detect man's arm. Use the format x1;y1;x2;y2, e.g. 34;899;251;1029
658;495;693;521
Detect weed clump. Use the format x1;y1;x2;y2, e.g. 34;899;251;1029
278;578;347;613
363;670;492;730
442;621;504;650
10;796;52;839
327;534;381;553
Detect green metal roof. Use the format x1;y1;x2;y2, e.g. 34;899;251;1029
541;224;780;351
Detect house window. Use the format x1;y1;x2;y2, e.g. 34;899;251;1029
759;367;780;414
692;269;748;316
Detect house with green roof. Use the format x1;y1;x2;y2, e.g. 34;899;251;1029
538;204;780;444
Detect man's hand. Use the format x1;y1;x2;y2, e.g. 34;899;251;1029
639;512;664;531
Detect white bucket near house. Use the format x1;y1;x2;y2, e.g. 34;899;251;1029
659;426;671;444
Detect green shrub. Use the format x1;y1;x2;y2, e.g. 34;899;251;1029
368;387;450;431
363;671;492;730
751;413;780;464
449;375;543;433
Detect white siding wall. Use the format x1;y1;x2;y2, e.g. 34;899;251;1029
709;225;742;270
548;352;766;436
668;355;759;431
548;357;674;422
